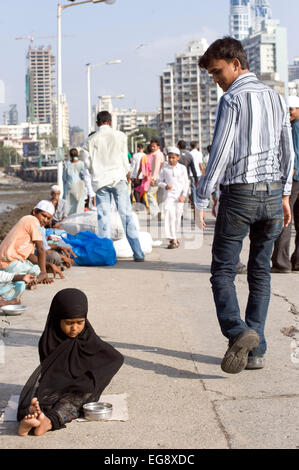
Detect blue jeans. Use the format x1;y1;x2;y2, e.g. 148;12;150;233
96;180;144;260
211;184;284;357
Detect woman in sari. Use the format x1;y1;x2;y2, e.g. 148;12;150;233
134;145;153;210
17;288;124;436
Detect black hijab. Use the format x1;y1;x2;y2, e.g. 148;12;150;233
18;289;123;419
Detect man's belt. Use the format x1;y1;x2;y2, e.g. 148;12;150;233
220;181;282;192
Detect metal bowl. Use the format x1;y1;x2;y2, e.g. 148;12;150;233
1;304;27;316
82;402;113;421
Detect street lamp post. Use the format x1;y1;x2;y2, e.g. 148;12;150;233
56;0;117;192
87;60;121;135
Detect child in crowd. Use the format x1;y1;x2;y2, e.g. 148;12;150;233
17;288;124;436
157;147;189;249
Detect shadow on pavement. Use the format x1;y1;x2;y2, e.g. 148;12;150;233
112;342;224;380
110;260;211;273
0;328;42;348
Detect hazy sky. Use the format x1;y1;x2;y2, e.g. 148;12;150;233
1;0;299;136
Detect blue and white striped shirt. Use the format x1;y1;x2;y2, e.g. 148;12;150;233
196;73;295;209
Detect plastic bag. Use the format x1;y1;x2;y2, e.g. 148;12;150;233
113;232;153;258
61;231;117;266
61;211;98;236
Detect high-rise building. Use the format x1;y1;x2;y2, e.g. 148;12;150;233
242;19;288;97
52;94;70;148
160;39;221;153
254;0;272;27
229;0;272;40
70;127;85;147
3;104;18;125
61;94;70;148
230;0;253;40
94;96;160;135
289;58;299;82
26;46;55;126
289;80;299;99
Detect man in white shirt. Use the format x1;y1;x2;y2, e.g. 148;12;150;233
83;111;144;261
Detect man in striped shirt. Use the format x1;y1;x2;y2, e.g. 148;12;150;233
196;37;294;375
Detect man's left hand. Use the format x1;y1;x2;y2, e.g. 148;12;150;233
195;209;206;230
282;196;291;228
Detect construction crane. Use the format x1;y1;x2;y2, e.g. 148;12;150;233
15;35;56;48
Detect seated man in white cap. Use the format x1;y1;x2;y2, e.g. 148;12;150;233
0;200;55;302
157;147;189;249
31;201;73;275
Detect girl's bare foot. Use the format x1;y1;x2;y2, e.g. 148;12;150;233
34;410;52;436
18;413;40;436
28;397;39;415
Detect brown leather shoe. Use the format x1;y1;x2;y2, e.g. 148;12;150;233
221;330;260;374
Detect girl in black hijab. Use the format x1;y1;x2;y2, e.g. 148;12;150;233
17;288;124;436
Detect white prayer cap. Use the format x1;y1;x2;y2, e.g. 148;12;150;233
50;184;61;193
167;146;180;156
288;95;299;108
34;200;55;215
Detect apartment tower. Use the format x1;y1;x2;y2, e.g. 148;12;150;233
26;46;55;126
160;39;221;153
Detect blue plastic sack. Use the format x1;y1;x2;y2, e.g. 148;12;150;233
61;231;117;267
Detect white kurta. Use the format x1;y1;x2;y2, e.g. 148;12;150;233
157;163;189;240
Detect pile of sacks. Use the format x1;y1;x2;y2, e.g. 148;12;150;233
61;204;154;258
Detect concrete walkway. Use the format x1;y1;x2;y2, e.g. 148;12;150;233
0;208;299;449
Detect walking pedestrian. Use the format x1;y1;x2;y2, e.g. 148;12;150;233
147;139;165;219
157;147;189;249
130;143;145;204
177;141;198;186
63;148;85;215
271;95;299;273
196;37;294;374
134;144;153;211
83;111;144;262
190;141;204;206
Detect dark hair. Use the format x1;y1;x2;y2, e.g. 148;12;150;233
137;143;144;150
69;148;78;158
31;208;42;215
150;138;160;147
207;145;212;153
177;140;186;150
190;141;197;149
96;110;112;125
146;144;152;154
198;36;249;70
